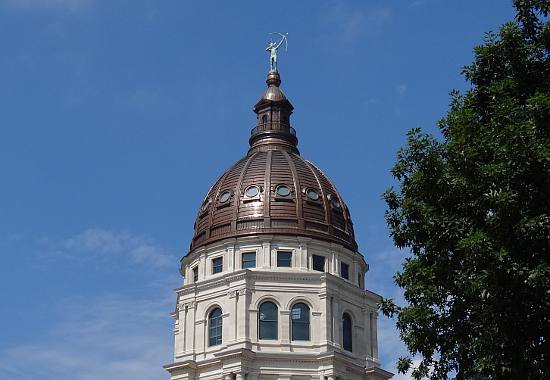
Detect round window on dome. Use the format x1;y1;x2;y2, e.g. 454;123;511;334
202;198;212;212
219;191;231;203
330;195;341;209
306;188;319;201
245;185;260;198
275;184;291;197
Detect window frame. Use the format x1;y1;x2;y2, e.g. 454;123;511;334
312;254;325;272
276;251;292;268
208;307;223;346
340;261;350;280
342;312;353;352
212;257;223;274
192;266;198;283
291;302;311;341
258;301;278;340
241;251;256;269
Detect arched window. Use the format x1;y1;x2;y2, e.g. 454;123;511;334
342;312;352;352
258;301;278;340
208;308;222;346
261;114;267;128
291;303;310;341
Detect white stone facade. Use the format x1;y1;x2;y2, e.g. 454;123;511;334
165;235;392;380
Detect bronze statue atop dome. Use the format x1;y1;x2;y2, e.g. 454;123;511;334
266;32;288;72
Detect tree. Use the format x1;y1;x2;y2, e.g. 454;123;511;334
381;1;550;379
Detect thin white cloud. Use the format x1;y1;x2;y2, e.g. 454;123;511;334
0;295;173;380
42;228;175;269
409;0;428;8
366;246;409;304
3;0;92;12
368;246;419;378
396;84;408;97
318;3;393;46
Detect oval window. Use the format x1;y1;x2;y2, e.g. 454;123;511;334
219;191;231;203
202;198;212;212
245;185;260;198
330;196;341;209
306;188;319;201
275;184;291;197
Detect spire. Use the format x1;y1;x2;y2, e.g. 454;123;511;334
248;70;298;155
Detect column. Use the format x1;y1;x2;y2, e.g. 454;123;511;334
227;245;235;271
228;290;238;342
175;303;186;354
185;302;197;353
353;259;360;286
280;310;291;348
262;241;271;268
333;296;341;348
200;252;207;280
236;289;248;341
298;241;307;269
372;310;379;360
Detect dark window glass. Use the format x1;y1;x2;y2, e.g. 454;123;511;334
259;302;278;340
202;198;211;212
277;251;292;267
242;252;256;269
329;194;341;209
342;313;352;352
341;262;349;280
212;257;223;274
312;255;325;272
261;114;267;127
358;273;362;288
291;303;310;341
208;308;223;346
193;266;198;283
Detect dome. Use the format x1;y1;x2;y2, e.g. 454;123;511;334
190;71;357;252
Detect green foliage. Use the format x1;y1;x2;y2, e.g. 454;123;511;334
382;2;550;379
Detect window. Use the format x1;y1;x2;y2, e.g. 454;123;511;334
219;191;231;203
306;188;319;200
341;262;349;280
358;273;362;288
208;308;223;346
242;252;256;269
342;312;352;352
202;198;211;212
261;114;267;127
275;184;291;197
258;302;278;340
312;255;325;272
192;266;198;283
328;194;341;209
277;251;292;267
212;257;223;274
245;185;260;198
291;303;310;341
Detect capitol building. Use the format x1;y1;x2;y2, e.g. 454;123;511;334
164;55;392;380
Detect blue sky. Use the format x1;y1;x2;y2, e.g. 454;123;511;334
0;1;515;379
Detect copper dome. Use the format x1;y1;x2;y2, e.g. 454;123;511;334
190;71;357;252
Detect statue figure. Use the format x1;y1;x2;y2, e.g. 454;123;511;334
266;33;288;72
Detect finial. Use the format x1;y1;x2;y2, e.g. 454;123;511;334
266;32;288;73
